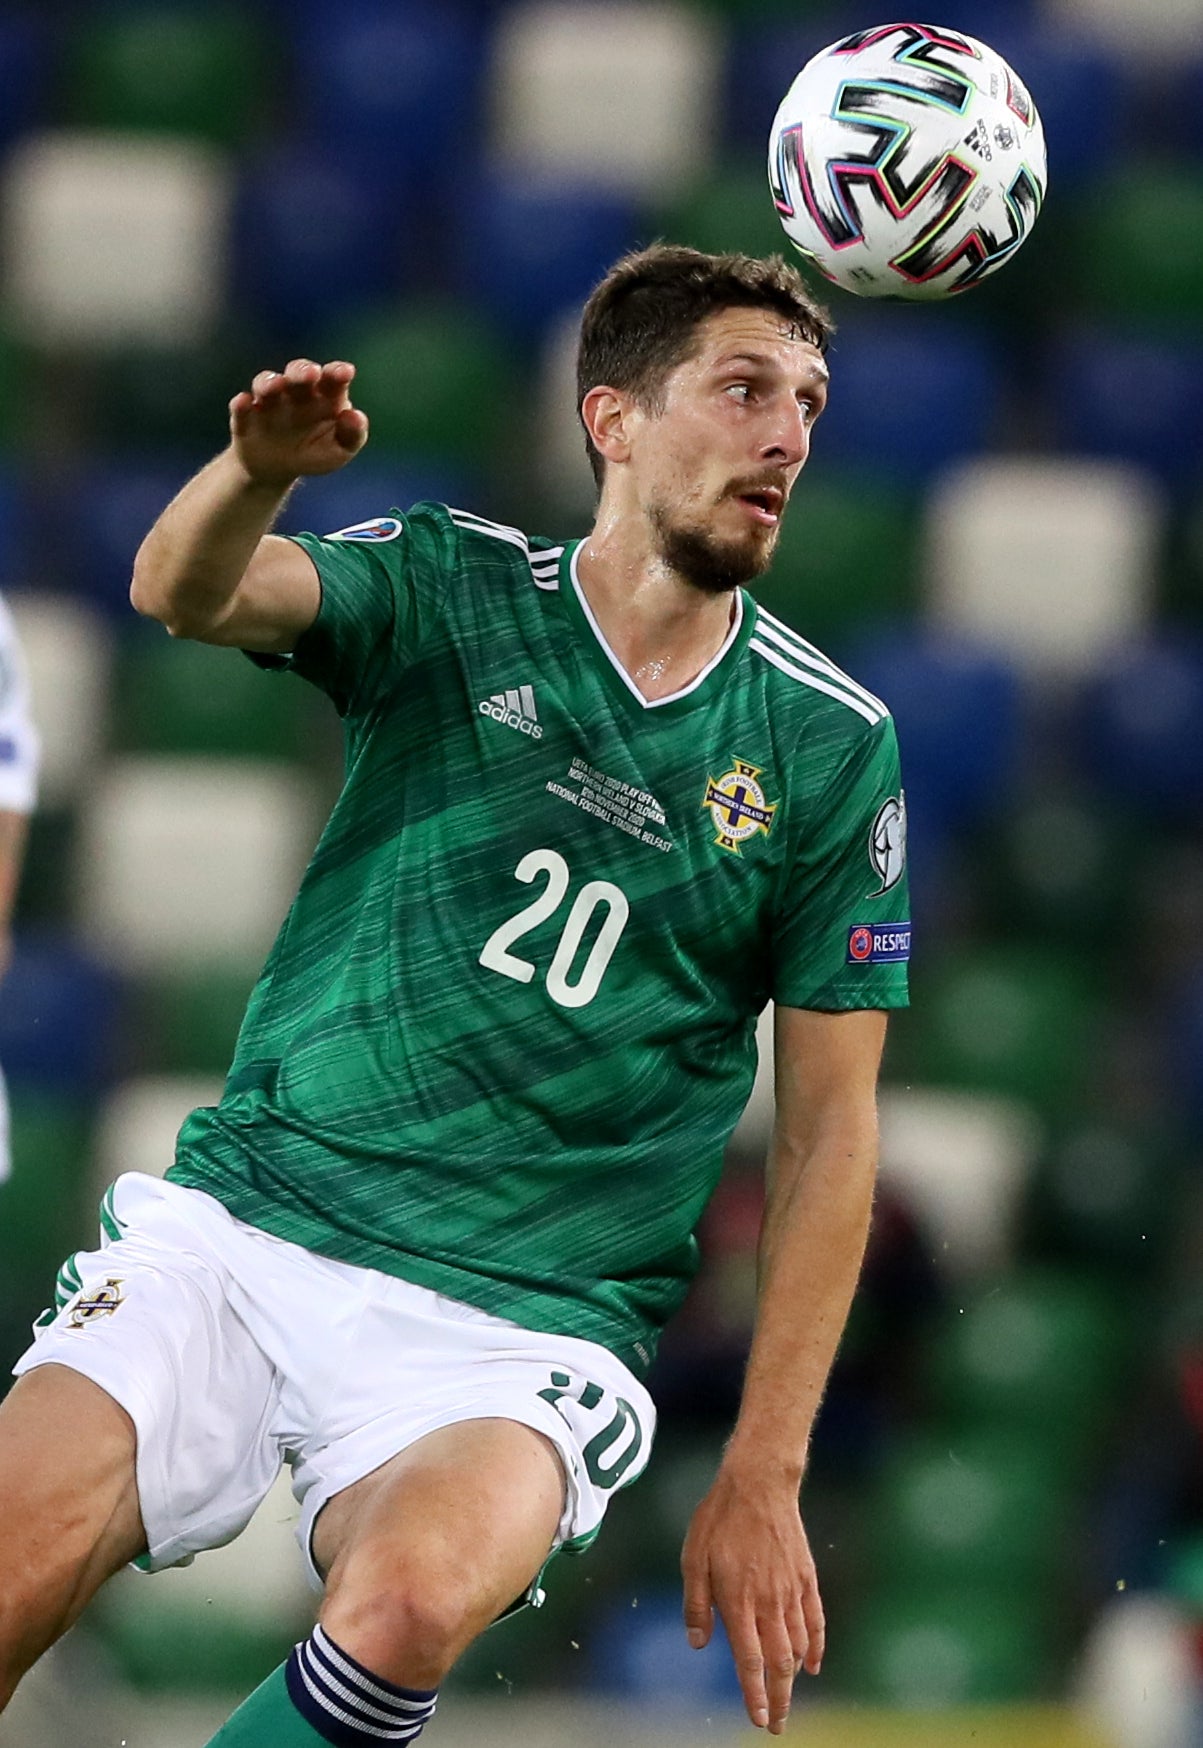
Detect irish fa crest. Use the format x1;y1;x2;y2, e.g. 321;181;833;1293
67;1278;126;1329
703;759;778;854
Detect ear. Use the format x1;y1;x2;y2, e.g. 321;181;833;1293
580;384;635;468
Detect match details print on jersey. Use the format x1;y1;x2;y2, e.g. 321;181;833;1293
168;504;910;1371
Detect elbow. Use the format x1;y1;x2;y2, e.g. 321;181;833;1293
129;552;198;639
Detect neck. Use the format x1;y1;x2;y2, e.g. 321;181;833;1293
576;514;738;704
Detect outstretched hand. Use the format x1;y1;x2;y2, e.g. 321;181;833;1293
681;1463;825;1736
229;358;369;488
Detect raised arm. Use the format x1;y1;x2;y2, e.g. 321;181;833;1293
129;358;369;652
680;1003;887;1735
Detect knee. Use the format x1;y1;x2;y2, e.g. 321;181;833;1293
322;1573;483;1688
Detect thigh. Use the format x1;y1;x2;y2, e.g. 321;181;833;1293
315;1417;566;1675
0;1365;144;1688
14;1174;284;1572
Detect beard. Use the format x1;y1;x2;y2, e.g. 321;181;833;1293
649;500;778;596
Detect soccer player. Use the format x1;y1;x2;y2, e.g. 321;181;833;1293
0;590;38;1186
0;246;910;1743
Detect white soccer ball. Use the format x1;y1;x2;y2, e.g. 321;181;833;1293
768;22;1047;300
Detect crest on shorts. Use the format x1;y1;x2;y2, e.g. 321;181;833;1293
67;1278;125;1329
703;758;778;854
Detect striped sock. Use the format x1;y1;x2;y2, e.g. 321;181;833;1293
284;1625;439;1745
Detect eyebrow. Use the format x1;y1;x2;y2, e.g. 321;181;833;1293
716;351;831;385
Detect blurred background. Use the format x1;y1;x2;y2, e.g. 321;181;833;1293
1;0;1202;1743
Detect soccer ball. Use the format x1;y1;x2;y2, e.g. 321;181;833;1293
768;22;1047;300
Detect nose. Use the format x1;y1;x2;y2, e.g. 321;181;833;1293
761;396;809;468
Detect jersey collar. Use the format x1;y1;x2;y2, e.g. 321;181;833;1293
559;539;757;718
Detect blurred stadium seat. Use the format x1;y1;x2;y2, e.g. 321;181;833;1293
231;147;419;333
925;458;1161;676
65;4;268;148
2;132;229;346
452;168;642;340
1077;633;1203;816
75;757;317;973
842;629;1023;835
1046;330;1203;490
290;0;490;178
0;936;122;1095
491;1;721;196
92;1075;225;1199
5;594;111;806
112;623;317;761
877;1087;1040;1280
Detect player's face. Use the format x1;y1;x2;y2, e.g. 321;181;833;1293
636;306;829;594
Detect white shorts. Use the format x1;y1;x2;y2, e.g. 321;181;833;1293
14;1173;656;1598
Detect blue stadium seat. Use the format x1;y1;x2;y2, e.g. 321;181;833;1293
843;629;1023;835
451;170;642;341
1078;635;1203;817
48;460;194;616
0;935;123;1095
289;0;489;177
813;319;1000;481
279;462;484;540
0;460;28;585
586;1588;742;1706
1047;331;1203;491
232;147;419;333
0;9;50;153
1007;33;1129;188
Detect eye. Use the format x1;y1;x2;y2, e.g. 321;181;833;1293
725;381;753;403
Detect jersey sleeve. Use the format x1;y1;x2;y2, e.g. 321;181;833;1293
771;712;910;1011
0;593;39;814
251;503;455;717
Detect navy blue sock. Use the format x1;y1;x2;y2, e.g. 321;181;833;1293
284;1624;439;1745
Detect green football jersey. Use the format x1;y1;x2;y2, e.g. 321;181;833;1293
168;503;910;1374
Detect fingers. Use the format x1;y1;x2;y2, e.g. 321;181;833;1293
240;359;356;410
682;1556;714;1651
799;1580;826;1676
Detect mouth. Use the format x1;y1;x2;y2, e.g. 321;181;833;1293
733;486;784;527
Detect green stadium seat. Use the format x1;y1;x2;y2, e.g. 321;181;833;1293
1072;168;1203;323
1023;1119;1183;1276
0;1095;95;1318
132;967;257;1077
66;5;269;148
897;946;1099;1115
95;1473;313;1692
863;1429;1072;1592
835;1586;1051;1708
659;159;795;262
926;1268;1132;1456
752;469;920;652
331;305;517;468
112;625;318;762
90;336;260;455
977;794;1142;950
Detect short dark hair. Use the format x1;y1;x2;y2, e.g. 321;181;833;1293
576;242;834;488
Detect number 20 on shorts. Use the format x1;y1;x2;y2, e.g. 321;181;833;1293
479;849;630;1010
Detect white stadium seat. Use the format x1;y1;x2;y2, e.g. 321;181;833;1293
3;132;228;345
491;2;720;197
877;1087;1042;1280
92;1073;225;1198
76;756;318;972
1048;0;1203;63
6;592;111;807
925;457;1162;677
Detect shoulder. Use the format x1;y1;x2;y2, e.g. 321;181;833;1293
439;505;567;594
746;602;893;737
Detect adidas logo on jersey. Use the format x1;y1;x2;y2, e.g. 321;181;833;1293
478;684;543;740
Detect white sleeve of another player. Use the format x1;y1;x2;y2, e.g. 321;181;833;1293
0;592;39;814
